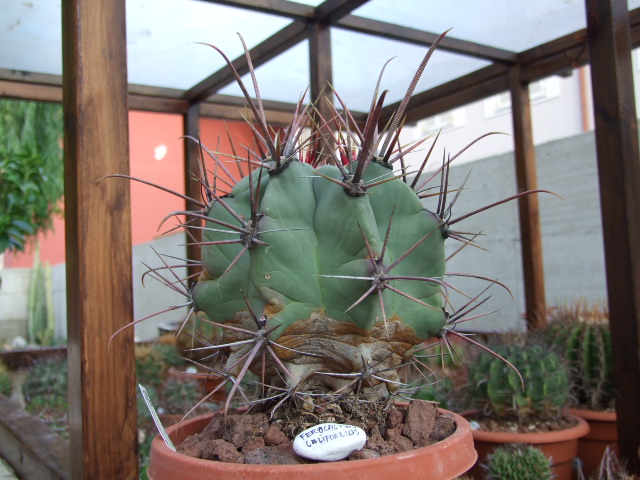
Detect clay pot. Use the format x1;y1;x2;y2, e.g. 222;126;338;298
148;409;477;480
565;408;618;478
167;367;226;399
465;412;590;480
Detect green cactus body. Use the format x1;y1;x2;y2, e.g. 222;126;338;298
469;344;570;419
192;159;446;392
546;304;613;410
119;35;549;406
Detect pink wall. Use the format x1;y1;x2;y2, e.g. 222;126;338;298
3;112;256;268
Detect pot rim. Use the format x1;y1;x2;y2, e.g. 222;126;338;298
149;408;477;478
564;407;617;422
467;411;590;444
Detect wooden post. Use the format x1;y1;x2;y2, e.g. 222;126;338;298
509;67;547;330
184;102;202;280
585;0;640;472
62;1;138;478
309;20;335;159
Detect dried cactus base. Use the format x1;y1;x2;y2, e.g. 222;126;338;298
221;312;422;392
177;399;456;465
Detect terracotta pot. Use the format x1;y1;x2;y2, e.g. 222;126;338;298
158;413;185;427
465;412;589;480
565;408;618;478
148;409;477;480
167;367;226;399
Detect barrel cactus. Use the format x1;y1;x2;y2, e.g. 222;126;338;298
468;343;570;420
546;302;614;411
115;33;546;413
485;444;553;480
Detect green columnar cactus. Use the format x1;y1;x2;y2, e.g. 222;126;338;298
486;444;553;480
546;302;614;411
468;344;570;419
115;33;548;410
0;361;12;397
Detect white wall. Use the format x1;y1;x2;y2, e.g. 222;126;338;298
424;130;606;332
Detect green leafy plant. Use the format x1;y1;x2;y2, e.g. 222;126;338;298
485;443;553;480
135;345;166;388
150;342;186;369
467;341;570;421
545;301;614;411
0;361;12;397
112;34;547;420
22;358;69;436
159;378;200;415
22;357;68;403
0;99;64;252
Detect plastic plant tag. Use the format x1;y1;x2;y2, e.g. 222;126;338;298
138;384;176;451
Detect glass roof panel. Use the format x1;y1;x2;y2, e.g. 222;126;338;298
0;0;292;90
126;0;291;89
331;28;490;112
2;0;640;106
352;0;589;52
0;0;62;77
217;40;311;104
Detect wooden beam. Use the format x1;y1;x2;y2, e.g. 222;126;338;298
315;0;369;23
337;15;517;63
199;101;294;124
61;0;138;478
585;0;640;473
309;17;334;160
509;67;546;330
0;79;62;103
0;395;70;480
185;21;309;103
184;103;203;280
309;19;334;116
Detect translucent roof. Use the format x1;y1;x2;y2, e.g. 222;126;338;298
1;0;639;112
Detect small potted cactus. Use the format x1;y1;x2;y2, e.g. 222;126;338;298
115;32;551;480
464;339;589;480
545;301;617;477
484;443;553;480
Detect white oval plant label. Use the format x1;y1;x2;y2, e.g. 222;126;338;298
293;423;366;461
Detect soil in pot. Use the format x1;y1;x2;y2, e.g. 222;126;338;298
463;411;590;480
148;399;478;480
178;399;454;464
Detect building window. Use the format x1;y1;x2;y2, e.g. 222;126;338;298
417;108;466;134
484;76;562;117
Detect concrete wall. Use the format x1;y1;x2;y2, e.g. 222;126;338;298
437;130;606;332
0;269;30;344
1;232;188;344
